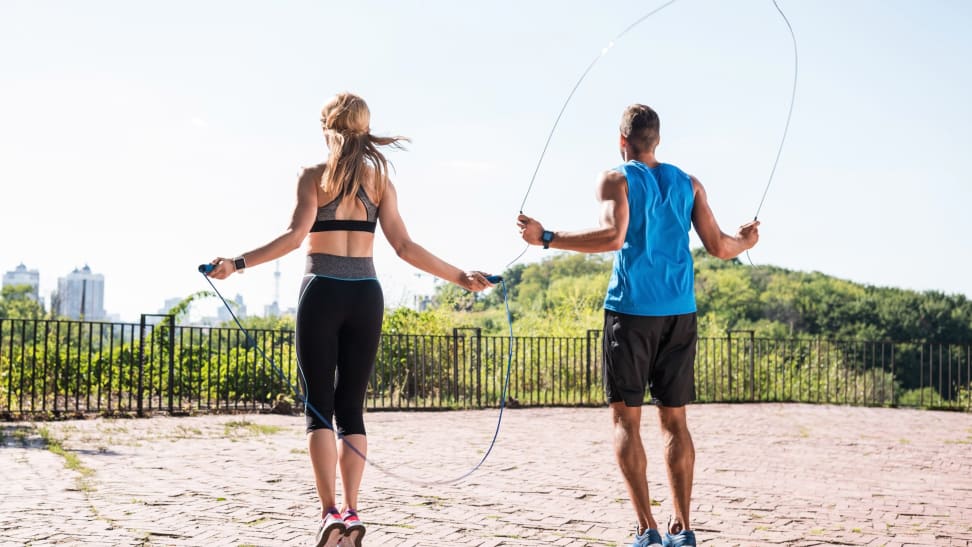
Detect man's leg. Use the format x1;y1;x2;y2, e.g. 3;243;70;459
611;401;659;533
657;405;694;534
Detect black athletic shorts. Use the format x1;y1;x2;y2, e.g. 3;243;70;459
602;310;697;407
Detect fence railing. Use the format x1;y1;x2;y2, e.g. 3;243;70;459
1;316;969;417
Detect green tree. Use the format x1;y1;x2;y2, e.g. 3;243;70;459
0;285;45;319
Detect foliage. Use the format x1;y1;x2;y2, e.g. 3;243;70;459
3;249;971;415
427;249;972;345
0;285;45;320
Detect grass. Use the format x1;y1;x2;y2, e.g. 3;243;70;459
37;427;95;492
223;420;283;436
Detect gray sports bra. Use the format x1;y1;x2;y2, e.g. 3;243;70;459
310;187;378;233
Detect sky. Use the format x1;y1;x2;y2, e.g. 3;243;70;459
1;0;970;323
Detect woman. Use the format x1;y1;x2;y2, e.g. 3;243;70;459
205;92;492;547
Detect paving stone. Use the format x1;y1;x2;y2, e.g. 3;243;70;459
1;404;970;546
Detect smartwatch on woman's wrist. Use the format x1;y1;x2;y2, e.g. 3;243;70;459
233;256;247;273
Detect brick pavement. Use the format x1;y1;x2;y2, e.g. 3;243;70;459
1;404;971;546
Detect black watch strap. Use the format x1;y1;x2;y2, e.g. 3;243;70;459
541;230;555;249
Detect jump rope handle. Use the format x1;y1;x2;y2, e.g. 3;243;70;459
198;263;215;274
486;275;503;284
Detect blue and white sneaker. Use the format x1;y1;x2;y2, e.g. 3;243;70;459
315;507;346;547
662;529;697;547
629;527;663;547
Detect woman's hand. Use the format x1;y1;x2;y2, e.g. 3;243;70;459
204;257;238;280
458;270;494;292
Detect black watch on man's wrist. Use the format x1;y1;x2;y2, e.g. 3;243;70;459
233;256;247;273
541;230;555;250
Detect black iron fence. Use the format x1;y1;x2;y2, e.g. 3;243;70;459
1;316;969;417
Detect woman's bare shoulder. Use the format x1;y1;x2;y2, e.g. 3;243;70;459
299;162;327;177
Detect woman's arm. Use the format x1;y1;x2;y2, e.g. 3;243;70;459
378;180;491;292
205;167;319;279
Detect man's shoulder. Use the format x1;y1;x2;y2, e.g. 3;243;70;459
657;162;690;177
601;168;627;183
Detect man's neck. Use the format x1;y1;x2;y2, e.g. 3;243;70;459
624;151;658;167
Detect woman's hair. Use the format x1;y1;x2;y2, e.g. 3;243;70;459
320;92;409;201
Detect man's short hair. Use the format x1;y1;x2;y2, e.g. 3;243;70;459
620;104;660;154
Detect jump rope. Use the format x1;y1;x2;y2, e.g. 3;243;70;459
200;0;797;486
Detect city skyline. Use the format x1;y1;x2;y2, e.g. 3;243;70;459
2;1;970;322
2;261;293;324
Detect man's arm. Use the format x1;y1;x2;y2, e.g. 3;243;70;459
690;175;760;259
517;170;629;253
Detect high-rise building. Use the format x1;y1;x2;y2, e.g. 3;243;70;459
1;263;45;312
56;265;106;320
160;297;184;315
3;263;40;302
217;294;246;323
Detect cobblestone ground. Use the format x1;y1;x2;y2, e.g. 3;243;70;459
2;403;971;546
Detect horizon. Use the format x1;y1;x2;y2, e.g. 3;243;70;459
2;0;970;322
4;247;969;324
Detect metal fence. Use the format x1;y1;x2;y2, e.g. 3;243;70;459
1;316;970;417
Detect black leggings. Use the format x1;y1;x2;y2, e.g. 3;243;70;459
296;275;383;435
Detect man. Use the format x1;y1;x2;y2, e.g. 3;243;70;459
516;104;759;547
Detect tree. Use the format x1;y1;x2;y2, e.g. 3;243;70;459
0;284;45;319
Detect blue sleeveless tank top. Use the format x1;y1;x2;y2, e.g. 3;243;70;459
603;161;696;316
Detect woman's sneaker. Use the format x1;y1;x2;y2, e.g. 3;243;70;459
315;508;346;547
340;508;366;547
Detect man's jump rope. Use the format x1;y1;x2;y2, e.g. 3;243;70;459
199;0;798;487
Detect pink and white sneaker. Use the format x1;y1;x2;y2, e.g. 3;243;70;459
340;508;366;547
315;507;346;547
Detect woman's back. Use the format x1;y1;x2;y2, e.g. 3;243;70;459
306;163;382;258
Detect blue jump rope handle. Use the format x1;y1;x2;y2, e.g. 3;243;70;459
486;275;502;283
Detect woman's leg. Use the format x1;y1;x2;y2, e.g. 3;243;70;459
337;434;367;510
308;429;339;512
333;279;383;511
296;276;343;515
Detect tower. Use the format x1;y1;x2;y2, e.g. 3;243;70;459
264;260;282;317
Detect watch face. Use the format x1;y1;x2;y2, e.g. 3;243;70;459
542;231;554;242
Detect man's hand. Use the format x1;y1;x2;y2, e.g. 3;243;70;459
736;220;760;249
517;214;545;246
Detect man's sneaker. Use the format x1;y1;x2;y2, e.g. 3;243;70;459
340;508;366;547
629;527;663;547
662;529;697;547
315;508;346;547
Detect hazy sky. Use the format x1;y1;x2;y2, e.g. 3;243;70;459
2;0;970;322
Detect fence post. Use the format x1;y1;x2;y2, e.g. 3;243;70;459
451;328;460;404
139;314;173;417
585;330;600;399
726;332;732;399
475;328;482;407
167;314;175;414
453;327;482;408
138;315;146;417
727;330;755;402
